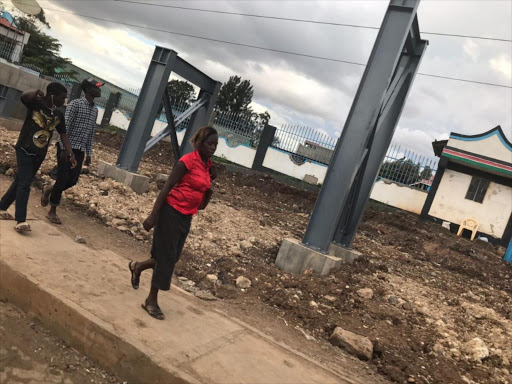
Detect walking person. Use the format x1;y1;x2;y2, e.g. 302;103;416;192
0;83;77;232
41;79;103;224
128;126;218;320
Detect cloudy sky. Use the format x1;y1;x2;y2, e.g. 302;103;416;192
5;0;511;157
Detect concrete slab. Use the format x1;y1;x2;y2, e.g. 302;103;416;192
329;243;362;264
276;238;362;275
0;220;369;384
97;160;149;194
275;238;343;275
303;174;319;185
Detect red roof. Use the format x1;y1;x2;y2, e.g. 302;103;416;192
0;18;24;34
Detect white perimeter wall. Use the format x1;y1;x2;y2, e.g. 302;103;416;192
101;109;444;217
216;137;256;168
429;169;512;237
98;107;186;143
370;179;428;215
263;147;327;184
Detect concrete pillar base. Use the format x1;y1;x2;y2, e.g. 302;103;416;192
275;238;362;276
329;243;362;264
97;161;149;195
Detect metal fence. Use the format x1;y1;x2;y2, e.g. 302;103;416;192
272;124;337;165
213;111;264;147
158;99;192;131
378;144;438;191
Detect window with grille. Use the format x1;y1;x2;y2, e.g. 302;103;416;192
465;176;490;203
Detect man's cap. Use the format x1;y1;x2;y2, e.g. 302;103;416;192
87;78;104;88
83;78;104;88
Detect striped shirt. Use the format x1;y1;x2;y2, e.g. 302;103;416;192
60;97;98;156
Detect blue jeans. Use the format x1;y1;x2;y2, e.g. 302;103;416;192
0;148;45;222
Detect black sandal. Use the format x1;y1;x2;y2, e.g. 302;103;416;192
128;261;140;290
141;301;165;320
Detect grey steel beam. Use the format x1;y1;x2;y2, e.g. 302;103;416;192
117;47;178;172
180;81;222;155
174;57;218;95
144;96;207;153
162;88;181;162
302;0;421;253
334;37;427;247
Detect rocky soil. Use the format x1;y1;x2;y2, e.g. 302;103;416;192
0;126;511;384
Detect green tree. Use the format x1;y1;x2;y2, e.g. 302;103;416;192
251;111;270;127
167;79;195;105
379;159;420;185
215;75;273;147
216;76;254;115
419;165;433;180
15;13;72;75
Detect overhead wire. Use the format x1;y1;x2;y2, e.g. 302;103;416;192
112;0;512;43
39;6;512;89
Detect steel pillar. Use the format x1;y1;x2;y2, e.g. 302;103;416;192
180;84;221;155
161;88;181;162
334;33;428;247
117;47;178;172
302;0;425;252
145;96;208;153
116;46;220;172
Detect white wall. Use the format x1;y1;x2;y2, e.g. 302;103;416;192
216;138;256;168
263;147;327;184
429;169;512;237
370;179;428;215
101;108;186;142
96;107;104;125
449;134;512;164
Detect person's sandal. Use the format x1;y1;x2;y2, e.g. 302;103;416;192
14;222;31;233
141;301;165;320
47;214;62;224
128;261;140;289
0;210;14;220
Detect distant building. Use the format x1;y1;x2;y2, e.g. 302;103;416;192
0;11;30;64
421;126;512;244
56;63;139;113
296;140;333;164
409;175;435;191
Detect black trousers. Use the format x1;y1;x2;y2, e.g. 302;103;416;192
0;149;45;222
151;204;192;291
49;147;85;206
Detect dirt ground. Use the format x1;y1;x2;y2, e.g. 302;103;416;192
0;126;511;384
0;301;119;384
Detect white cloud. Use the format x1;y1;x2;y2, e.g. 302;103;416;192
16;0;510;154
463;40;480;62
489;55;512;79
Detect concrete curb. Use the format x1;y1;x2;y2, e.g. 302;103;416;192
0;217;378;384
0;260;199;384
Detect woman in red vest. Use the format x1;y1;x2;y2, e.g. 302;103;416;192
128;126;218;320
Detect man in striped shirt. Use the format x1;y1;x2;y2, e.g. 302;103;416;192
42;78;103;224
